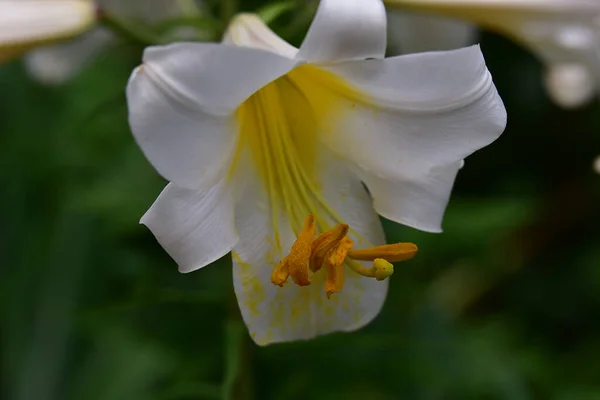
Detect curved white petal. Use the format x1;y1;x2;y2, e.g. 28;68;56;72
544;63;596;108
126;43;296;190
223;13;298;58
141;181;238;273
387;10;476;54
136;42;297;115
319;45;506;232
359;162;462;233
387;0;600;107
0;1;96;51
297;0;387;63
127;67;236;191
232;153;386;346
25;28;113;85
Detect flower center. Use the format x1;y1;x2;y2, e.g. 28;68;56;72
234;67;418;296
271;214;418;297
233;65;351;241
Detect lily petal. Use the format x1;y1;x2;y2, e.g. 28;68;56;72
388;10;476;54
0;0;96;59
359;162;462;233
141;181;238;273
232;153;386;345
126;43;296;190
319;45;506;232
223;13;298;58
297;0;387;63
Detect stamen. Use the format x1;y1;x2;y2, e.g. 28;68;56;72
347;243;418;263
325;260;344;298
309;224;348;273
328;237;353;268
270;213;316;287
345;243;417;280
270;260;289;287
324;237;353;298
270;214;419;295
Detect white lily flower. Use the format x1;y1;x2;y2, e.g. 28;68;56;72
594;155;600;175
385;0;600;108
0;1;96;62
24;0;200;85
387;10;476;54
127;0;507;345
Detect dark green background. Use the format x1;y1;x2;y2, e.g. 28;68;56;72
2;2;600;399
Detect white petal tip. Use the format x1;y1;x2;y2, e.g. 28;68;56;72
297;0;387;62
178;265;202;274
222;13;298;57
177;241;238;274
130;64;144;80
375;209;444;234
0;1;97;52
396;217;443;234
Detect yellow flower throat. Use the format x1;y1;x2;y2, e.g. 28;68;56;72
235;65;418;297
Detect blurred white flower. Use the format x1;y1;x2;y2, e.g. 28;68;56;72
594;155;600;175
0;1;96;63
25;0;202;85
127;0;506;345
544;63;596;108
387;10;476;54
385;0;600;108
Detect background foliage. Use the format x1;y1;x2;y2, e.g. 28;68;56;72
2;1;600;399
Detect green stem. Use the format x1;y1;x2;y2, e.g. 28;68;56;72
222;292;253;400
98;9;162;46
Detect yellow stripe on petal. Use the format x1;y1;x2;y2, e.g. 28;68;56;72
234;65;364;241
